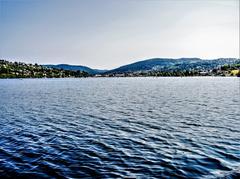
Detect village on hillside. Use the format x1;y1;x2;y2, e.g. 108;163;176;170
1;59;240;78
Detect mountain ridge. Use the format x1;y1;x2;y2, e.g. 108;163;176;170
43;64;107;75
105;58;239;74
43;58;239;75
1;58;239;78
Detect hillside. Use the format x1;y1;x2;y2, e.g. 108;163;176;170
44;64;107;75
0;60;90;78
1;58;239;78
106;58;239;74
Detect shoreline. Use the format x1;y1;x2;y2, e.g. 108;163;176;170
0;76;239;80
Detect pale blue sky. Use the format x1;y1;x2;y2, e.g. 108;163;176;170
0;0;239;69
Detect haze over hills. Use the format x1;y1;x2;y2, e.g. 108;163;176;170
44;58;239;74
43;64;107;75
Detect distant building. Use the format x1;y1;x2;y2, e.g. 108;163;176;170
94;74;102;77
199;71;208;76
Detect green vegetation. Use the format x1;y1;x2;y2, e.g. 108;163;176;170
101;61;240;77
219;62;240;77
0;60;90;78
1;59;239;78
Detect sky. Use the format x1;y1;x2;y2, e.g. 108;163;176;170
0;0;239;69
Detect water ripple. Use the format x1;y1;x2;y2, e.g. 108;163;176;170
0;77;239;178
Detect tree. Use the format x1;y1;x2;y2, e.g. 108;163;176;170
237;70;240;77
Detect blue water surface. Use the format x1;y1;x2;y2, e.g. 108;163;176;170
0;77;239;178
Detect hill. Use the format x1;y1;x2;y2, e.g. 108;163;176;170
0;60;90;78
44;64;107;75
1;58;240;78
106;58;239;74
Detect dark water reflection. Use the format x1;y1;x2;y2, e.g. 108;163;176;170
0;77;239;178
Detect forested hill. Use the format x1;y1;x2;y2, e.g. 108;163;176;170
106;58;239;74
43;64;107;75
1;58;240;78
0;60;90;78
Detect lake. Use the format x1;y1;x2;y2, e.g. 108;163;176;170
0;77;239;178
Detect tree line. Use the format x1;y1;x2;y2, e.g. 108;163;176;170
0;60;90;78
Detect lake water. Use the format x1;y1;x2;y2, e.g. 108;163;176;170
0;77;239;178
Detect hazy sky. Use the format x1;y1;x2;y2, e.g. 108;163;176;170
0;0;239;69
